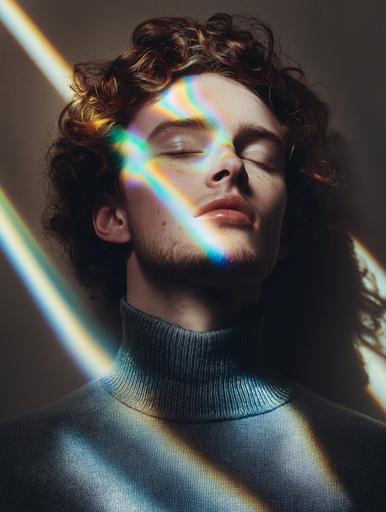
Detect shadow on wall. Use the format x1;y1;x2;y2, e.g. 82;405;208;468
262;130;386;423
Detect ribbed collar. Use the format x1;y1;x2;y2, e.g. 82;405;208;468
100;299;299;421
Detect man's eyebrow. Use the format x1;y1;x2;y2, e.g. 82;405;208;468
146;117;219;142
146;116;285;152
234;122;285;153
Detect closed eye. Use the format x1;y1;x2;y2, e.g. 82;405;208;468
161;151;205;158
243;158;278;172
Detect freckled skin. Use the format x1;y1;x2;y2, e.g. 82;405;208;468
95;72;289;330
122;73;287;288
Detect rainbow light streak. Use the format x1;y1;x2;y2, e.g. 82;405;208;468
114;74;258;266
154;79;192;119
361;345;386;414
151;411;340;511
0;0;72;100
60;431;170;511
139;163;227;264
155;76;229;132
284;407;351;506
111;124;229;265
352;235;386;408
59;425;271;512
352;235;386;297
152;75;237;182
0;188;113;377
154;75;234;152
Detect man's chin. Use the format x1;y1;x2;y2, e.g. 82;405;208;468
136;244;265;285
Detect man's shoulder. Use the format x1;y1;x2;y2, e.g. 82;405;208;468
0;379;113;509
0;379;110;445
290;385;386;507
293;384;386;459
0;378;122;491
295;384;386;428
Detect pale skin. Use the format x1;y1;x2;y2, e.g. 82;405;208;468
93;73;288;331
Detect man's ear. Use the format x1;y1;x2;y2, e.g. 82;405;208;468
93;198;131;244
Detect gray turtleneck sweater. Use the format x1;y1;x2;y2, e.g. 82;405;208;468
1;299;385;511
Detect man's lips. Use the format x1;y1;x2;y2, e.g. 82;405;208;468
194;195;255;225
198;209;253;225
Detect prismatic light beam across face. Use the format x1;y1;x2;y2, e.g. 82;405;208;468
109;117;235;267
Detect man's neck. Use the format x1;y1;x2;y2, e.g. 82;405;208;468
126;253;261;332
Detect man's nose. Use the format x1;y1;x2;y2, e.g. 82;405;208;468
205;147;248;188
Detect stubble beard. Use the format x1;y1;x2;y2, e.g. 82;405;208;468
131;228;266;289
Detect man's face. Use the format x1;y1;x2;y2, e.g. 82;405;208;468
120;72;287;286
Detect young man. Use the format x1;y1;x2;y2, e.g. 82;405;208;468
1;13;385;511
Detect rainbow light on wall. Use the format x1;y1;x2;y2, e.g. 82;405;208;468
352;235;386;410
352;235;386;297
0;188;113;377
0;0;72;99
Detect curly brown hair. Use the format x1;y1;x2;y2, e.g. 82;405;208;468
43;13;386;411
